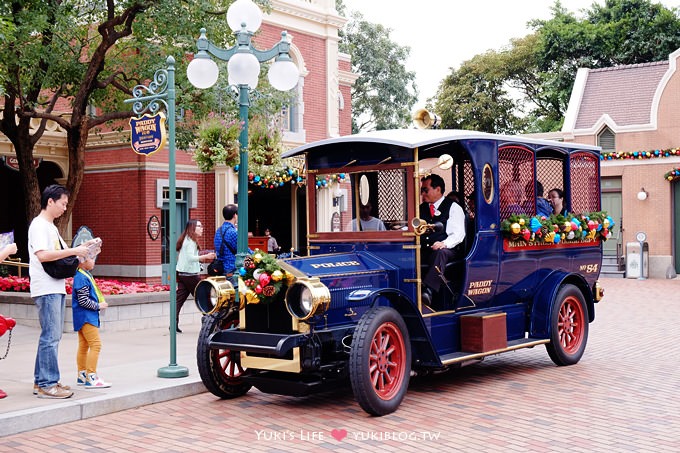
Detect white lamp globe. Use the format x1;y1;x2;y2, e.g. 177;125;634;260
186;57;219;89
227;52;261;89
268;59;299;91
227;0;263;33
637;190;648;201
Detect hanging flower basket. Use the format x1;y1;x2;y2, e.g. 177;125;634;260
192;114;241;172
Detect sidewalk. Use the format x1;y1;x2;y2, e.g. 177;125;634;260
0;318;206;437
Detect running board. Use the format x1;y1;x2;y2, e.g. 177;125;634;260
440;338;550;366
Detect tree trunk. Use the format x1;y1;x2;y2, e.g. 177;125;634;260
1;110;43;226
57;117;88;232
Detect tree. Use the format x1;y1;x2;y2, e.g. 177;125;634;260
339;10;418;132
434;50;528;134
0;0;273;229
433;0;680;133
531;0;680;127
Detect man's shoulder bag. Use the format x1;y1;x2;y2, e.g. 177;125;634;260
42;239;79;279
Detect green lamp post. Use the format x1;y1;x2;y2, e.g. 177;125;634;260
125;56;189;378
186;0;299;272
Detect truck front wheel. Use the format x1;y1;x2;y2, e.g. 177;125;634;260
546;284;589;366
349;306;411;416
197;309;252;398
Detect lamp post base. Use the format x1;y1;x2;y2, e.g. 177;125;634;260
157;365;189;378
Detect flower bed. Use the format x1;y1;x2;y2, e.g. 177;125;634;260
0;276;168;295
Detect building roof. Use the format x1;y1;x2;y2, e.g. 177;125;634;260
569;61;669;131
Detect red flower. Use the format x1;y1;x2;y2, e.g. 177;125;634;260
0;276;169;295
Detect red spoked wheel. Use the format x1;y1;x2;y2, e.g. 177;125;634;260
197;309;252;398
350;306;411;415
546;284;589;366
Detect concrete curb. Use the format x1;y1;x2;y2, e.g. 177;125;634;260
0;379;206;437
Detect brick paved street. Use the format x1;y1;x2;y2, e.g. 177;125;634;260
1;277;679;452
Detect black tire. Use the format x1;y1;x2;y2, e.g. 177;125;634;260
197;310;252;398
349;306;411;416
546;284;589;366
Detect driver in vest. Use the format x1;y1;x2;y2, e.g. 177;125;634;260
419;174;466;306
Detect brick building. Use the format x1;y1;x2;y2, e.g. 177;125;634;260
555;48;680;277
0;0;356;283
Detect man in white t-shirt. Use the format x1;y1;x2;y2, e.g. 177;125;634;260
29;185;89;399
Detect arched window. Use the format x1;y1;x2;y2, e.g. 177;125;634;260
279;45;306;143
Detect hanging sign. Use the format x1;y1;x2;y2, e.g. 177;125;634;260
147;215;161;241
129;112;166;156
2;156;41;171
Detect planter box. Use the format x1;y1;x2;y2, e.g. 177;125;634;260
0;291;202;332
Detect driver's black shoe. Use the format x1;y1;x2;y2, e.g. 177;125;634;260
421;286;433;308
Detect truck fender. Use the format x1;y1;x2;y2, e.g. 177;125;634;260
347;288;441;368
529;272;595;339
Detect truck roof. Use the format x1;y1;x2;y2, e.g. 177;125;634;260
282;129;601;158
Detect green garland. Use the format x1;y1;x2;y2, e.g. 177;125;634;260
500;211;614;243
664;167;680;182
237;249;295;305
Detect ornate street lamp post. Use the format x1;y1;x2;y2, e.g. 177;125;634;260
186;0;299;271
125;56;189;378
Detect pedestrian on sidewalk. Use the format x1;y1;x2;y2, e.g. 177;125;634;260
29;185;90;399
0;242;19;399
214;205;239;279
175;219;215;332
72;256;111;388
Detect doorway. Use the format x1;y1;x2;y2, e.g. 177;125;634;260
674;181;680;273
601;178;622;257
161;189;188;284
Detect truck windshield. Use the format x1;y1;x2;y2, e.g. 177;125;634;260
315;168;409;233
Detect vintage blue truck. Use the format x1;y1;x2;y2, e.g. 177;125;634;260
194;126;606;415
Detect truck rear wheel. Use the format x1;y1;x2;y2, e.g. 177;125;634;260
546;284;589;366
197;310;252;398
349;306;411;416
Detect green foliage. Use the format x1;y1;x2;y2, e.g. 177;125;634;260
191;113;286;175
0;0;288;222
340;11;418;132
434;51;528;134
192;114;241;172
432;0;680;133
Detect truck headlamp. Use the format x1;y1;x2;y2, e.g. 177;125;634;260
194;277;235;315
285;278;330;321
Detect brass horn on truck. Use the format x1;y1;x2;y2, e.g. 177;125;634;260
411;218;444;236
413;108;441;129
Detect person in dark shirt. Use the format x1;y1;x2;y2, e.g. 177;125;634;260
214;204;239;276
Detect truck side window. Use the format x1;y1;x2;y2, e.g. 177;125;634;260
315;168;408;232
570;152;600;213
498;145;534;219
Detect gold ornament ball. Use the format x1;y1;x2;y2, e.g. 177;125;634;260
511;223;521;234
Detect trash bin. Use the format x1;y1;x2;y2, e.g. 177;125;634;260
626;241;649;279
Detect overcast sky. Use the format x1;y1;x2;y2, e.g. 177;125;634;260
340;0;679;107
